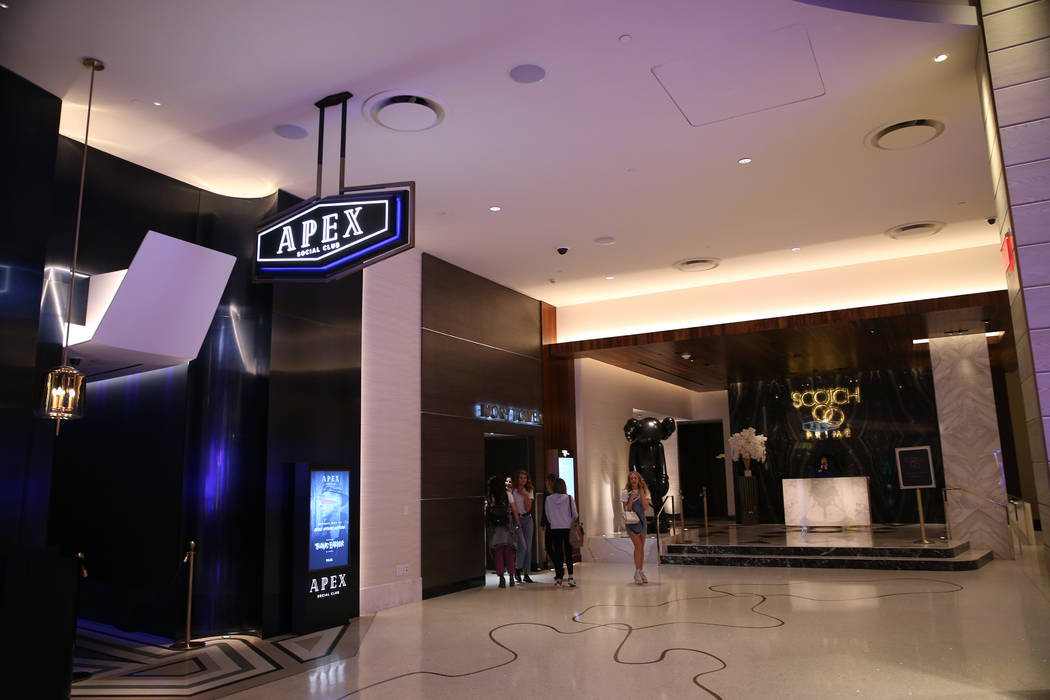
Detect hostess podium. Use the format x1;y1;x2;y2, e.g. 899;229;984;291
782;476;872;529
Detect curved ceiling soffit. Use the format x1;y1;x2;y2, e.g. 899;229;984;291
791;0;977;26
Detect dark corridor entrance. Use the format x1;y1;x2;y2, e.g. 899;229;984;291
677;422;728;519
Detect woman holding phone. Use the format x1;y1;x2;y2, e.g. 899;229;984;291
621;470;651;584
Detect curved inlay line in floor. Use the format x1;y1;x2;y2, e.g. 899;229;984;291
337;576;964;700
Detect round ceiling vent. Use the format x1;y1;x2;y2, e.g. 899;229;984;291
885;220;944;239
867;119;945;150
673;257;720;272
363;91;445;132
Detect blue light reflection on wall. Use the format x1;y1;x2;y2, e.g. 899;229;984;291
182;299;271;636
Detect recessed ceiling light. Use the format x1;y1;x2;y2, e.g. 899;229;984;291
619;34;632;43
933;54;949;63
593;236;616;245
791;247;801;252
605;275;615;280
0;3;9;8
152;101;163;107
737;157;752;164
489;206;502;212
509;64;546;84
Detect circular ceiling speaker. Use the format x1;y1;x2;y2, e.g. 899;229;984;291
867;119;945;150
673;257;720;272
885;220;944;239
363;91;445;132
509;64;546;84
273;123;308;140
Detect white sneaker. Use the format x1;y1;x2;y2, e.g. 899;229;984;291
633;570;643;584
639;571;648;584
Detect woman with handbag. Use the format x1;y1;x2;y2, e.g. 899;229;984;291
544;477;578;588
486;476;520;588
621;470;651;584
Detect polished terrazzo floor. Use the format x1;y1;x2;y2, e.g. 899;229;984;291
75;538;1050;699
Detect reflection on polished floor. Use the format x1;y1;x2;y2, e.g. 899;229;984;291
74;538;1050;699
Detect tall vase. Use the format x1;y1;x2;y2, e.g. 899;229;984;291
743;457;752;477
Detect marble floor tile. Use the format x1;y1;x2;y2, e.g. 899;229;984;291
75;538;1050;699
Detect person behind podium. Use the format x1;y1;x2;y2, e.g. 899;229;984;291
812;456;837;478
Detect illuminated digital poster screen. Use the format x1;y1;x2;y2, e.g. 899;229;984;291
558;456;576;500
309;469;350;571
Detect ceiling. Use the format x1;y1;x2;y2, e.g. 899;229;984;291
551;291;1015;391
0;0;999;312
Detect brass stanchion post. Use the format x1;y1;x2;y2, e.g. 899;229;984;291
942;488;952;541
915;490;932;544
702;487;709;531
169;541;205;650
678;489;686;542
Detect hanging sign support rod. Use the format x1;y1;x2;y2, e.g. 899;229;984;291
313;91;353;198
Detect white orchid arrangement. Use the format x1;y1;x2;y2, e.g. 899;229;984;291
728;427;767;462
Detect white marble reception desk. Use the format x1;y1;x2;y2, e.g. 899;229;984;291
783;476;871;528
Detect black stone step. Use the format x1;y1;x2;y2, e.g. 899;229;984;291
659;549;993;571
664;541;970;559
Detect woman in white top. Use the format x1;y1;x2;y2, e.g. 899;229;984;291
544;477;578;587
511;470;535;583
621;471;651;584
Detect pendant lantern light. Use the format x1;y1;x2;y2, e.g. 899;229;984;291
40;57;104;428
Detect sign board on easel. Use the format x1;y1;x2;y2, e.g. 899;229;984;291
895;446;935;489
895;446;936;544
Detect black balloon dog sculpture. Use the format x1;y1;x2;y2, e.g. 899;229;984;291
623;417;676;522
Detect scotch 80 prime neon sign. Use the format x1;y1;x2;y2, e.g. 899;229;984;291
790;385;861;439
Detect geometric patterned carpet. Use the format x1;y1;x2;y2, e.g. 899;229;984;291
71;617;371;698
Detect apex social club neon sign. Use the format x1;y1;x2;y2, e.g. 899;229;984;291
254;181;414;281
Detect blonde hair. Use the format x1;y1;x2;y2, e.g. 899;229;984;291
623;471;650;495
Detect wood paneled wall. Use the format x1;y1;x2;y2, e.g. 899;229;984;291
420;255;543;597
542;302;577;456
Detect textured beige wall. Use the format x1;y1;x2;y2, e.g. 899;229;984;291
575;358;730;537
360;249;422;612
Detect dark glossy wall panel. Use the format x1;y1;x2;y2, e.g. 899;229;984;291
728;369;946;524
0;68;61;549
421;414;486;499
50;366;189;634
421;254;541;358
421;498;485;596
181;191;278;636
42;138;280;637
263;272;362;636
421;329;543;417
419;256;544;593
51;138;201;275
